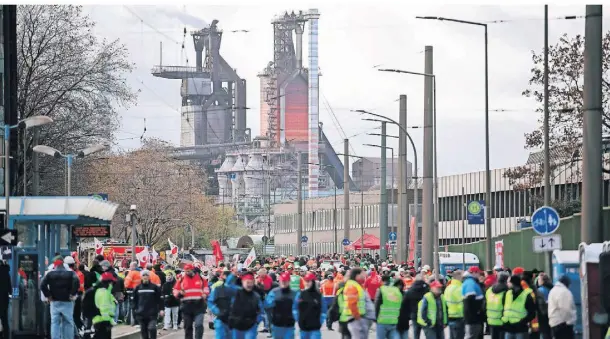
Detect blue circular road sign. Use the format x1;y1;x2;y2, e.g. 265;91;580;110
531;206;561;235
389;232;397;241
342;238;351;246
301;235;309;243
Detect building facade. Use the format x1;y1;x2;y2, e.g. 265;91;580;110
351;157;412;191
273;158;598;255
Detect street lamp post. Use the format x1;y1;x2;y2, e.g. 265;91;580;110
33;144;107;196
376;68;439;274
415;16;492;269
4;116;53;227
355;110;421;266
363;142;395;257
337;154;366;257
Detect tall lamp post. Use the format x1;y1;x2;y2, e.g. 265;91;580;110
414;16;492;269
354;110;422;267
5;116;53;227
337;153;366;257
375;68;440;273
33;144;107;196
363;142;395;257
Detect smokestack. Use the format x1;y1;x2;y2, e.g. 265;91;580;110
295;24;303;69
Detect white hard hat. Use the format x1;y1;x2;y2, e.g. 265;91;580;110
301;266;308;272
64;256;75;265
423;265;431;271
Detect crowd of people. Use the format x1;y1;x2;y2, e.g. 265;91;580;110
34;252;580;339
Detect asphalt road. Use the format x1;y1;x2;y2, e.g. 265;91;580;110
155;326;344;339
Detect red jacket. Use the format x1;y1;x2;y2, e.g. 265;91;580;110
484;275;497;289
364;272;381;300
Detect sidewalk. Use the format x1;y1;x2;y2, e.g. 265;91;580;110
111;325;143;339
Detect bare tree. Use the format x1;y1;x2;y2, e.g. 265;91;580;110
503;32;610;215
16;5;136;195
79;138;239;247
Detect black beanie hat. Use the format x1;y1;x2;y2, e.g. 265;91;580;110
510;275;521;287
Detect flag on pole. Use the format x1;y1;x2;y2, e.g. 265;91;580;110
210;240;224;262
243;248;256;268
136;247;150;267
168;238;178;256
94;238;104;255
151;246;159;264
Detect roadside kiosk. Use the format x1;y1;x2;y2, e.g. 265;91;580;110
552;250;582;336
3;196;118;339
438;252;480;273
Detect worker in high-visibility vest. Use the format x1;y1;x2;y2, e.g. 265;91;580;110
340;268;368;338
513;267;539;334
486;272;510;339
374;275;402;339
286;264;304;291
320;273;335;331
417;280;448;339
502;275;537;338
444;270;464;339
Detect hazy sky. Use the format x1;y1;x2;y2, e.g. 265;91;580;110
84;4;607;177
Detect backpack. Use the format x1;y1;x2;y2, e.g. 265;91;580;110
82;285;102;319
327;287;344;323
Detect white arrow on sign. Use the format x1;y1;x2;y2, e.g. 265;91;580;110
1;232;15;244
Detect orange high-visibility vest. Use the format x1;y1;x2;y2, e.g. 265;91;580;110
321;280;335;297
173;274;205;301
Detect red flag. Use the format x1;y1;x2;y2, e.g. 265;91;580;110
210;240;224;262
106;248;114;264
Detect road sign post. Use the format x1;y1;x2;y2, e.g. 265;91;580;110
301;235;308;249
531;206;561;235
389;232;397;242
467;200;485;225
532;234;562;253
531;206;561;278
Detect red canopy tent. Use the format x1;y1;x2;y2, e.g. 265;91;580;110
351;234;381;250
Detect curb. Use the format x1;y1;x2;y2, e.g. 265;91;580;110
112;323;164;339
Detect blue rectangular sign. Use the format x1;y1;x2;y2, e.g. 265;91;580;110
467;200;485;225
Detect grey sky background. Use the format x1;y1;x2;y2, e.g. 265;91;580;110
83;4;608;177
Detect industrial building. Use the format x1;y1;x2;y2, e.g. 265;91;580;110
154;9;358;232
351;156;412;191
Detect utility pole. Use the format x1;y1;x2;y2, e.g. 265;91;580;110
543;5;552;276
380;122;388;258
581;5;603;244
333;183;338;253
422;46;434;267
297;152;303;255
343;139;350;242
398;95;408;261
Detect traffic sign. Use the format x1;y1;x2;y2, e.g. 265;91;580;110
532;234;562;253
389;232;397;241
467;200;485;225
342;238;350;246
0;229;18;246
301;235;308;243
531;206;561;235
